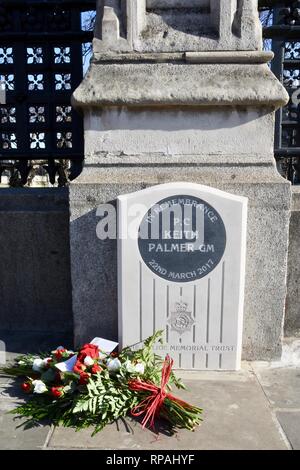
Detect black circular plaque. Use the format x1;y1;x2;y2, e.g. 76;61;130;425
138;195;226;283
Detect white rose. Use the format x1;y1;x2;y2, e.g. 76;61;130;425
124;360;135;374
134;362;145;375
32;380;47;394
32;358;44;372
84;356;94;367
124;361;145;375
107;358;121;372
18;360;26;366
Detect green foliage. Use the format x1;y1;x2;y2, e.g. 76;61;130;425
2;353;36;377
3;331;203;436
119;330;186;390
72;371;139;435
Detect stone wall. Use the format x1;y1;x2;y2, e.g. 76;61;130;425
285;187;300;337
70;106;291;361
0;188;73;336
0;183;298;345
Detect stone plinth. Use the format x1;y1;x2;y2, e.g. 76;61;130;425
285;188;300;337
70;0;290;361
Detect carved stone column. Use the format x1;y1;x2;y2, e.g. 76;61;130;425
70;0;290;361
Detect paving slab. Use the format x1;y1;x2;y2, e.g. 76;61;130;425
0;410;51;450
0;378;25;403
276;411;300;450
252;363;300;408
0;369;51;450
0;356;296;451
48;368;288;450
0;373;11;387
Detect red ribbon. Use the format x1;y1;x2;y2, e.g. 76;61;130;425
128;355;193;430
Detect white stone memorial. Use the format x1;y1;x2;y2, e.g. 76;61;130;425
118;182;248;370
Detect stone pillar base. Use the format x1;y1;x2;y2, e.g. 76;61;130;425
69;105;291;360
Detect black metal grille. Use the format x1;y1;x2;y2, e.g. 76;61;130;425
0;0;96;186
1;1;299;185
260;0;300;184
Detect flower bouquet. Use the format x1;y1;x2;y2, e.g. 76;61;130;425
2;331;202;435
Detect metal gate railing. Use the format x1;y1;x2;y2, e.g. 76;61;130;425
0;0;96;186
1;1;299;186
260;0;300;184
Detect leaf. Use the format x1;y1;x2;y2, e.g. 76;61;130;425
3;330;203;435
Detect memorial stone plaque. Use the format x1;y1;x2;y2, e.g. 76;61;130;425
118;183;248;370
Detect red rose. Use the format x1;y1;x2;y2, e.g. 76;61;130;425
79;372;90;385
73;360;86;375
21;382;31;393
55;348;66;360
51;387;63;398
77;344;99;363
45;358;53;369
91;364;102;374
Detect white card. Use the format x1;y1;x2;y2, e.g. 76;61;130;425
55;354;77;373
91;337;119;354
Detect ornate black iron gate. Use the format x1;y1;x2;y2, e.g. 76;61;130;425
1;1;299;186
260;0;300;184
0;0;96;186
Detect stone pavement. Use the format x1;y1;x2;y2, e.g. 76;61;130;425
0;333;299;450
